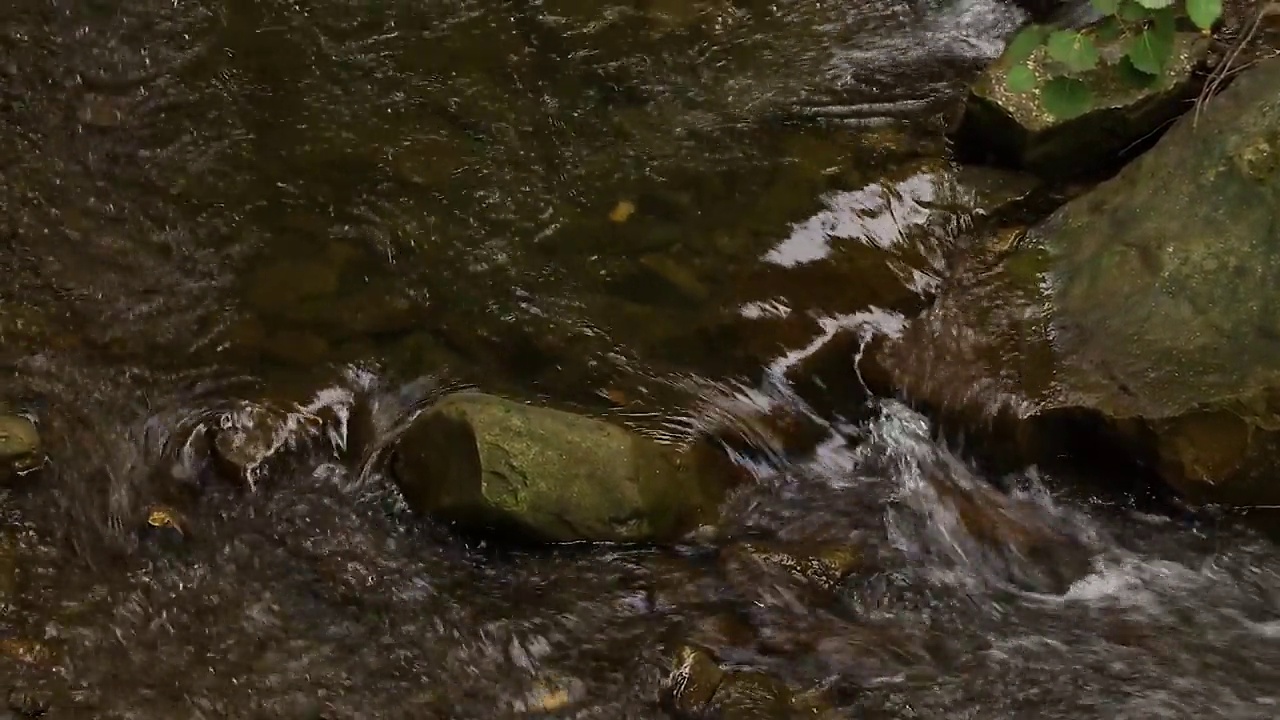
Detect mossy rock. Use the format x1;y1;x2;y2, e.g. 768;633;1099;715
0;415;41;484
719;540;865;595
391;392;735;542
660;645;725;718
873;58;1280;508
954;24;1208;178
659;644;831;719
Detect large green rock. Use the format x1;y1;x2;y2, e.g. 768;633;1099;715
954;23;1208;177
869;58;1280;507
391;392;734;542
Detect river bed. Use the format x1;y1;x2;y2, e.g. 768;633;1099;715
2;1;1279;718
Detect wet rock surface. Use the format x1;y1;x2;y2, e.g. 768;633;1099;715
0;416;40;484
918;462;1093;593
210;403;296;488
207;391;350;490
719;540;865;597
873;58;1280;508
954;21;1209;177
662;645;725;717
5;686;50;718
391;392;737;542
661;644;836;719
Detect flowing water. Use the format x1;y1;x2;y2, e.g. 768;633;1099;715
2;0;1279;717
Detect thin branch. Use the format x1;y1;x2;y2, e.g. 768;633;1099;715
1194;2;1271;125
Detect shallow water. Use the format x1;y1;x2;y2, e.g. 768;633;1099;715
2;0;1279;717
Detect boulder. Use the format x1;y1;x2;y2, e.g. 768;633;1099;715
869;58;1280;507
390;392;736;542
953;21;1209;178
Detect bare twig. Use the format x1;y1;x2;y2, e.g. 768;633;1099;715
1194;2;1272;125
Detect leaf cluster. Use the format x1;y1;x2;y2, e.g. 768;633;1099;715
1003;0;1222;119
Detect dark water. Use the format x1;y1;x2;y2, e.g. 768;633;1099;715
2;0;1279;717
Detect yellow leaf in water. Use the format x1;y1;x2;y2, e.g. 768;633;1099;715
602;387;630;406
147;506;183;533
609;200;636;223
0;638;52;665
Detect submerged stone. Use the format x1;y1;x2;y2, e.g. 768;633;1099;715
390;392;735;543
790;686;838;719
0;532;15;610
719;540;865;595
954;23;1208;178
0;637;52;667
511;674;588;714
6;685;52;717
212;403;291;488
77;92;132;128
0;415;41;483
659;644;827;720
873;58;1280;508
921;465;1093;593
712;670;793;720
660;645;724;718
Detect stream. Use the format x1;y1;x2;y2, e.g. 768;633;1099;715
2;0;1279;717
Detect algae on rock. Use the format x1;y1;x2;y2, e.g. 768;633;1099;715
871;58;1280;508
954;23;1208;177
0;415;41;484
391;392;736;542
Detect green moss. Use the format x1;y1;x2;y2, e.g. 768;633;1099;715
392;392;733;542
0;415;41;483
960;29;1209;177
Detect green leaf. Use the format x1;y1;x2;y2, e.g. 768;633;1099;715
1186;0;1222;30
1090;0;1120;13
1115;0;1150;21
1041;77;1094;120
1006;64;1039;93
1133;0;1174;8
1005;24;1050;65
1045;30;1100;74
1092;17;1125;43
1151;5;1177;32
1117;56;1160;88
1126;20;1175;75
